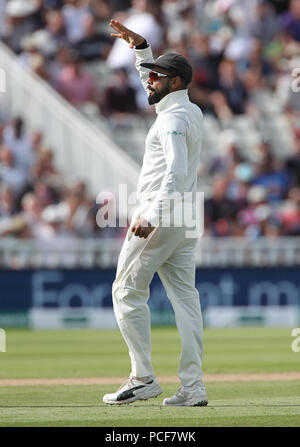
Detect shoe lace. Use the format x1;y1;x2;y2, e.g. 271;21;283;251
117;376;134;391
174;387;185;398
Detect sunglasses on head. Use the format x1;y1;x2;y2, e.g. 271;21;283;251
148;70;176;81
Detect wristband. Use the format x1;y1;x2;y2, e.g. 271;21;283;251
135;40;148;50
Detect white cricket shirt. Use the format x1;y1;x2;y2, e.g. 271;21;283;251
134;45;203;227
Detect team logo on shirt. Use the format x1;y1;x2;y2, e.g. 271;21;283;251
167;131;185;136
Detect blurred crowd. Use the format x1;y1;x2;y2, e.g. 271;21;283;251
1;0;299;113
1;114;299;240
0;0;300;239
204;133;300;238
0;116;127;240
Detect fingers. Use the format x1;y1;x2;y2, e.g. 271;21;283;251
111;19;130;33
109;21;123;36
110;33;122;38
110;19;138;48
133;224;141;236
110;19;129;34
109;20;120;31
110;20;130;43
131;224;148;238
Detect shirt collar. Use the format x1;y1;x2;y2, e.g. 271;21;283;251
155;89;189;114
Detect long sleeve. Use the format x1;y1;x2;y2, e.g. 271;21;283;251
134;45;154;93
141;115;188;227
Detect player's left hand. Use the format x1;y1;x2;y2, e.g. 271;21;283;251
131;217;155;239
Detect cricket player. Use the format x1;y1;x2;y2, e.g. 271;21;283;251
103;19;208;407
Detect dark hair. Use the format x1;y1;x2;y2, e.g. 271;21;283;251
180;78;189;88
172;76;189;89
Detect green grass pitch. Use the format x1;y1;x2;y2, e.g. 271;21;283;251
0;327;300;427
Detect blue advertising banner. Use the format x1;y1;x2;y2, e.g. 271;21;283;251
1;268;300;311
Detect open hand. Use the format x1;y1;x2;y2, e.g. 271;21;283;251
109;19;145;49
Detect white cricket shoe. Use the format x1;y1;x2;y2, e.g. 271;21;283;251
103;375;162;405
163;382;208;407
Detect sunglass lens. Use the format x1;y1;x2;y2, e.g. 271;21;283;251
149;71;159;81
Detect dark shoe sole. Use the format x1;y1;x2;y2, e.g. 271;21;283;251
103;392;162;405
193;400;208;407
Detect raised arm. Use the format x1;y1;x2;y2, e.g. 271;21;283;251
109;19;154;92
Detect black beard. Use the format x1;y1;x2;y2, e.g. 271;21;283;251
148;83;171;105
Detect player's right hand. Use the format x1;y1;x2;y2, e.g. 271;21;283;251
109;19;145;49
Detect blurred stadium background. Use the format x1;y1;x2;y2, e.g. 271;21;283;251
0;0;300;331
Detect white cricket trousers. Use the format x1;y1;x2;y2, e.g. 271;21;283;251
112;207;204;387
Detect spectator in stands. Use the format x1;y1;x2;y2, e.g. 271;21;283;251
218;0;254;63
2;117;36;176
43;0;64;9
212;59;248;118
38;182;93;238
251;142;291;203
280;0;300;41
2;0;40;53
18;32;52;81
22;131;62;190
209;136;244;177
0;209;26;237
204;176;240;237
0;144;28;195
100;67;138;119
280;186;300;235
74;13;112;61
275;188;299;236
44;9;70;51
286;130;300;187
238;185;271;239
89;0;112;22
238;38;274;91
227;161;254;208
31;149;63;188
33;180;58;209
56;51;97;105
164;0;195;47
189;32;221;115
0;184;17;217
62;183;94;237
248;0;279;44
30;130;47;156
49;45;73;84
62;0;91;44
30;52;50;80
40;201;78;243
259;214;283;238
18;192;47;238
109;0;131;12
18;34;39;69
